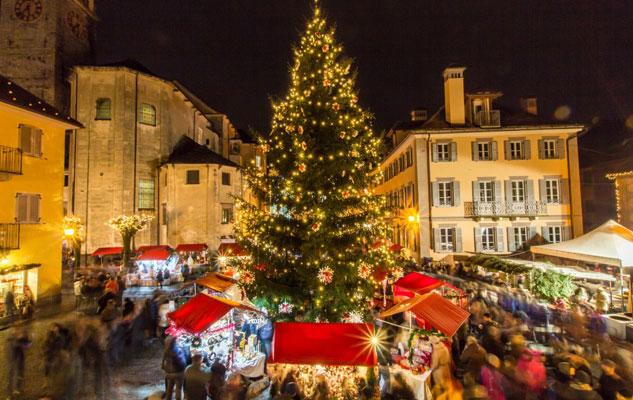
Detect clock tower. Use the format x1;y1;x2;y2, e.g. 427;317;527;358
0;0;96;112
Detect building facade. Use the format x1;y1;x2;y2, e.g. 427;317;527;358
0;75;81;306
67;63;249;254
606;170;633;230
376;67;585;262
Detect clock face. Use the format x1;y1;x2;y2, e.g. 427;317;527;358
14;0;43;22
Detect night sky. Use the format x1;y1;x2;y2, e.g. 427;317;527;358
96;0;633;138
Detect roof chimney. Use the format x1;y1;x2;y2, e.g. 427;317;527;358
443;66;466;125
519;97;538;115
410;108;428;122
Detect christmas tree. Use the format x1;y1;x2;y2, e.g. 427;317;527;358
235;3;396;322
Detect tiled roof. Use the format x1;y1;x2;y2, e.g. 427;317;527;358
100;59;154;75
166;135;239;167
234;128;257;144
0;74;82;127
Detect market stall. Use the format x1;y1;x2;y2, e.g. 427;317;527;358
175;243;209;267
196;272;240;299
0;263;39;316
129;245;180;286
216;242;248;273
393;272;467;307
91;246;123;267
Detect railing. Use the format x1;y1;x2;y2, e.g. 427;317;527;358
464;201;546;217
0;223;20;250
0;145;22;174
474;110;501;128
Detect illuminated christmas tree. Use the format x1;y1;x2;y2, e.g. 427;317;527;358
235;3;396;322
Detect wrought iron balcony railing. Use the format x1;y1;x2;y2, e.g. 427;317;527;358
464;201;546;218
0;223;20;250
0;145;23;174
474;109;501;128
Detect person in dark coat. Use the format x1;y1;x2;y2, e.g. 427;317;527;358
156;270;164;288
122;297;135;317
162;336;187;400
600;359;628;400
97;289;117;314
183;353;212;400
460;336;487;381
7;324;31;396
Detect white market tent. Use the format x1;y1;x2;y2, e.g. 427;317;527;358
531;220;633;268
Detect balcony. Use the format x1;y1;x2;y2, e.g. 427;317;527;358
474;110;501;128
0;223;20;250
464;201;546;218
0;145;22;174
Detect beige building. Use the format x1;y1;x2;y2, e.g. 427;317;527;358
376;66;585;262
606;170;633;230
159;136;241;250
67;62;249;254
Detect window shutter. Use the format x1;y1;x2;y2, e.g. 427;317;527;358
472;142;479;161
523;140;531;160
474;228;482;252
432;143;438;162
507;228;516;252
563;226;572;241
494;181;502;202
504;140;511;160
560;178;570;203
472;181;480;203
19;125;32;154
496;227;505;252
541;226;549;242
450;142;457;161
504;180;513;203
538;139;545;159
33;128;42;156
29;195;40;222
454;228;463;253
16;194;28;222
433;228;440;251
452;181;460;206
526;180;534;202
556;138;565;159
539;179;547;203
491;141;498;160
432;182;439;206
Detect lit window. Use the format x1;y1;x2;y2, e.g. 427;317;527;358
221;172;231;186
548;226;562;243
437;143;450;161
509;141;523;160
15;193;40;223
95;98;111;120
513;227;528;250
255;155;262;168
511;181;525;202
19;124;43;157
439;228;454;251
478;181;494;202
139;103;156;126
477;142;491;160
221;207;233;224
186;170;199;185
138;179;155;210
438;182;453;206
481;227;496;251
543;139;557;159
545;179;559;203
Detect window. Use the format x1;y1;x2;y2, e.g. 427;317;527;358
19;124;43;157
509;141;523;160
513;227;529;250
545;179;559;203
161;203;168;226
439;228;454;251
15;193;40;223
548;226;562;243
256;155;262;168
437;143;450;161
221;207;233;224
205;139;210;146
406;147;413;167
438;182;453;206
138;179;155;210
95;98;111;120
186;170;200;185
399;155;405;171
221;172;231;186
478;142;491;160
543;139;556;159
511;181;525;202
231;142;241;155
480;227;496;251
139;103;156;126
479;181;494;202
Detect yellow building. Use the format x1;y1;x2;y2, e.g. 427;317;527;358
0;75;81;308
376;67;585;262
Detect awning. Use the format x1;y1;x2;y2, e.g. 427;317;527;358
168;293;259;334
91;247;123;257
380;292;470;337
136;246;173;261
176;243;208;253
270;322;377;366
196;272;237;292
217;242;246;256
0;263;41;276
532;220;633;268
393;272;445;298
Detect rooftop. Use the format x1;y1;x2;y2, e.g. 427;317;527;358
165;136;240;167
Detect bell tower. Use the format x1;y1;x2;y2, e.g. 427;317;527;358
0;0;96;112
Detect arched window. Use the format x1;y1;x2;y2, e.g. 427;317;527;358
95;98;111;120
139;103;156;126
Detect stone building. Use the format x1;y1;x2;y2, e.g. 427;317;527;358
67;62;248;254
375;66;585;262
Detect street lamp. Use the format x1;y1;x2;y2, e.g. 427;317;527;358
64;227;75;237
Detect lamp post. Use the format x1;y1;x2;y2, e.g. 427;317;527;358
63;216;84;277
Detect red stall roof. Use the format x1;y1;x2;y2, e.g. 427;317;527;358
393;272;445;298
168;293;259;334
91;247;123;257
136;245;173;261
218;242;246;256
380;292;470;337
176;243;208;253
270;322;377;366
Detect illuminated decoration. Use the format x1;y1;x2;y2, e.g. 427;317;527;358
107;214;153;269
63;215;85;267
606;171;633;223
233;2;396;322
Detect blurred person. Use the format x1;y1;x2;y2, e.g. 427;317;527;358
616;388;633;400
431;335;453;389
122;297;135;317
599;359;628;400
183;353;211;400
96;288;116;314
480;354;505;400
6;324;31;396
156;269;164;288
158;297;171;337
162;336;187;400
460;336;487;381
4;286;16;317
515;349;547;398
565;370;602;400
482;326;504;360
208;358;227;400
549;361;575;400
104;276;119;294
